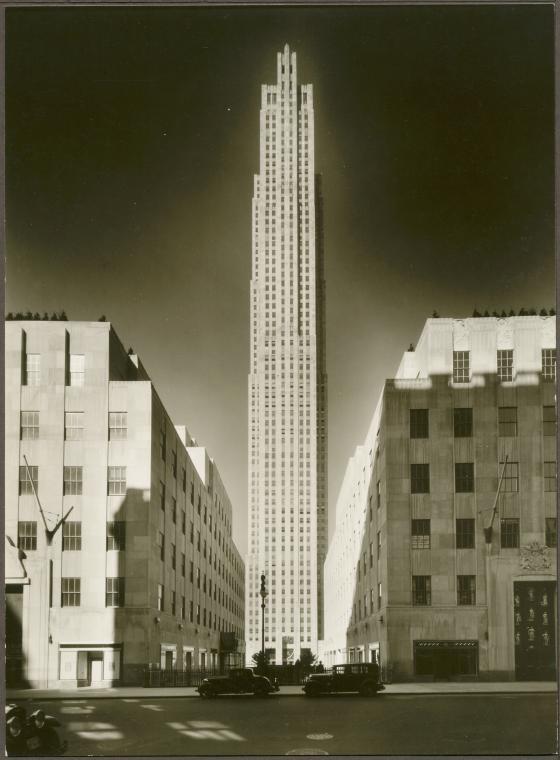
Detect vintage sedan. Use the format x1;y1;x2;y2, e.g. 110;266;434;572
303;663;384;697
198;667;279;698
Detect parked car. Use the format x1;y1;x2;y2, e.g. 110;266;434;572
198;667;279;698
5;703;67;756
303;662;384;697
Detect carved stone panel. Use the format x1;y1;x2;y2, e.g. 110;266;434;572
519;542;552;572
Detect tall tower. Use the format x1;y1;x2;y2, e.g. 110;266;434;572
246;45;327;665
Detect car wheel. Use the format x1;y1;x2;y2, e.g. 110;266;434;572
360;682;377;697
200;685;217;699
305;684;321;698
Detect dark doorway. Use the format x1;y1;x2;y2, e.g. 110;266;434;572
6;585;24;687
414;641;478;679
514;581;556;680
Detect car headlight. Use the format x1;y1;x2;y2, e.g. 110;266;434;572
8;716;23;738
31;710;45;730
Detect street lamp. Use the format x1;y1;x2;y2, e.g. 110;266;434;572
260;573;267;668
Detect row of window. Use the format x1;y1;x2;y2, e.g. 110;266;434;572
23;352;85;387
355;575;476;613
18;521;126;551
409;461;556;494
409;405;556;439
156;584;243;628
408;517;557;549
18;518;243;600
19;411;129;441
61;577;125;607
450;349;555;383
18;466;127;496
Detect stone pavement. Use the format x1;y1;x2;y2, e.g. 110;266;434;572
6;681;557;701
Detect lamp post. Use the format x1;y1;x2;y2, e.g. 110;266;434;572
260;573;267;669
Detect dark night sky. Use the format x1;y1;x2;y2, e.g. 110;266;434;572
6;5;554;556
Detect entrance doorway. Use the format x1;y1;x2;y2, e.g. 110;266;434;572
77;651;104;686
414;641;478;679
514;581;556;680
6;585;24;687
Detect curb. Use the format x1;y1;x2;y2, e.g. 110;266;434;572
7;687;556;701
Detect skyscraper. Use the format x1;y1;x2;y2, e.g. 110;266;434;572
246;45;327;665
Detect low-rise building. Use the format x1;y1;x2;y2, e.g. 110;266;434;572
324;315;556;681
5;320;245;687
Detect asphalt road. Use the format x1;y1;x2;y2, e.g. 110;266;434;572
14;693;557;756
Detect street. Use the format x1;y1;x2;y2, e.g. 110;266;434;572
13;693;556;756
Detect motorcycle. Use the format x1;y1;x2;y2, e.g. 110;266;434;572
5;704;67;756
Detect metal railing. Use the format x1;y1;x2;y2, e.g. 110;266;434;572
143;667;222;688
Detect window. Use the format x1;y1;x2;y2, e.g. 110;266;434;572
106;577;125;607
189;561;194;583
109;412;127;440
545;518;557;548
181;596;186;620
500;518;519;549
455;463;474;493
171;543;176;570
158;531;165;561
457;575;476;605
171;591;176;616
543;406;556;437
454;408;473;438
498;407;517;437
18;521;37;551
171;497;177;523
172;450;177;478
411;519;430;549
25;354;40;386
544;461;556;492
61;577;81;607
63;466;83;495
20;411;39;440
189;601;194;622
157;584;164;611
69;354;85;387
181;552;186;577
453;351;470;383
500;461;519;493
108;466;126;495
542;349;556;381
412;575;431;605
497;349;514;382
107;521;126;550
65;412;84;441
376;481;381;509
159;481;165;511
411;464;430;494
62;521;82;550
456;518;475;549
19;465;38;495
410;409;429;439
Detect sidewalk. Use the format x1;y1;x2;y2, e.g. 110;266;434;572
6;681;557;701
